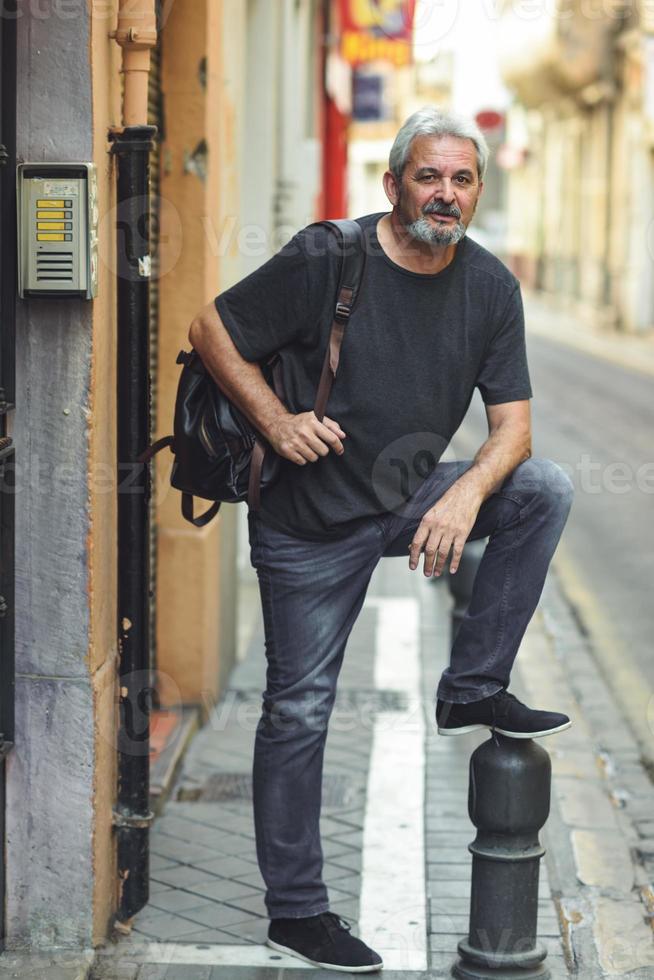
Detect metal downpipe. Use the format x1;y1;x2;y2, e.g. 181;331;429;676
109;124;157;924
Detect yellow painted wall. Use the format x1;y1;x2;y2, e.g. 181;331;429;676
155;0;240;713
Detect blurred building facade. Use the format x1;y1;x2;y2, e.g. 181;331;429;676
1;0;343;954
498;0;654;334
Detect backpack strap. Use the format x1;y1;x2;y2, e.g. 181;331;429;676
248;219;366;514
181;493;221;527
137;434;174;464
312;219;366;423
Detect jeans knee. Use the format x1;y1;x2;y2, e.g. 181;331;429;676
527;457;575;513
258;691;333;742
511;457;573;509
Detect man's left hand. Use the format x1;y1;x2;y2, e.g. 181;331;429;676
408;482;483;577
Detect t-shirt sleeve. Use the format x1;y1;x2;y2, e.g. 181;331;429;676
214;232;316;362
476;283;533;405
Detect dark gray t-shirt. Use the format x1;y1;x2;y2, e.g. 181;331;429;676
214;211;532;541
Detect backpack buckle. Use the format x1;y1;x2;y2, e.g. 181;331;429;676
335;301;351;322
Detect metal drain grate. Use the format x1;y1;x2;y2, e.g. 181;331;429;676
182;772;354;806
228;688;408;713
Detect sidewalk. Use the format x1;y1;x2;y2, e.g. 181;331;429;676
90;538;654;980
523;291;654;379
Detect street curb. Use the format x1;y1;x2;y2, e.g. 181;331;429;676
514;567;654;978
149;705;202;818
0;948;95;980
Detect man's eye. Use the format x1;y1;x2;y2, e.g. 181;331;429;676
456;176;470;184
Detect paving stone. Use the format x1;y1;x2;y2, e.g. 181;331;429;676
209;834;258;857
322;861;358;883
571;828;634;891
199;855;259;878
430;913;471;934
133;912;217;940
323;872;361;895
137;966;214;979
556;778;620;831
148;880;175;896
174;902;263;931
149;888;226;915
91;958;141;980
230;869;266;889
426;863;471;881
150;838;220;865
222;892;268;917
221;918;271;944
321;839;359;859
151;866;226;889
187;927;257;945
181;879;261;905
591;894;654;974
327;829;363;847
327;852;363;874
428;880;471;899
150;853;182;873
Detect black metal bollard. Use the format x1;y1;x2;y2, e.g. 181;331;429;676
447;538;487;644
452;735;552;980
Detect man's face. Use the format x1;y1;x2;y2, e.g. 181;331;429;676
388;134;483;247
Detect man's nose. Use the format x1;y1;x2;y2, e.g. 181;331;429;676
433;177;456;203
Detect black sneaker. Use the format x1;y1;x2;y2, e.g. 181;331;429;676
267;911;383;973
436;688;571;739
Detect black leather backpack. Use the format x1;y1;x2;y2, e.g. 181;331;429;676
139;219;367;527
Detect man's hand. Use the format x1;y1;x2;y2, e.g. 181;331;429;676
266;411;347;465
408;482;483;577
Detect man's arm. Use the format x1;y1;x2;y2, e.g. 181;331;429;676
408;400;531;577
453;399;532;505
188;301;347;465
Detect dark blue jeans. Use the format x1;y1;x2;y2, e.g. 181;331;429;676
247;457;574;918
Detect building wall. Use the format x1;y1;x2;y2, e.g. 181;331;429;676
4;0;331;950
7;0;102;948
499;3;654;334
155;0;236;715
153;0;326;714
89;0;123;946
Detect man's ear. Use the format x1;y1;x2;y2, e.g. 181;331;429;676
382;170;400;207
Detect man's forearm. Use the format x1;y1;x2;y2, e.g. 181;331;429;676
455;425;531;505
189;312;291;442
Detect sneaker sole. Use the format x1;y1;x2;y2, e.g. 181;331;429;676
266;938;384;973
437;720;572;739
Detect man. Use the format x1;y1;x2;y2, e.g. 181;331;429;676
189;107;574;973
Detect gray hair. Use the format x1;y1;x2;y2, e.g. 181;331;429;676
389;106;490;183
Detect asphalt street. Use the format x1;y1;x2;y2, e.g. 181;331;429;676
452;326;654;763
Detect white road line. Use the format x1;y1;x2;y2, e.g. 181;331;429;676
358;596;428;972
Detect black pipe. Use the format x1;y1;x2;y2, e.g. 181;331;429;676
109;124;157;924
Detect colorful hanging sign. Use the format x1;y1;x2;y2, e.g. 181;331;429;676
339;0;416;69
